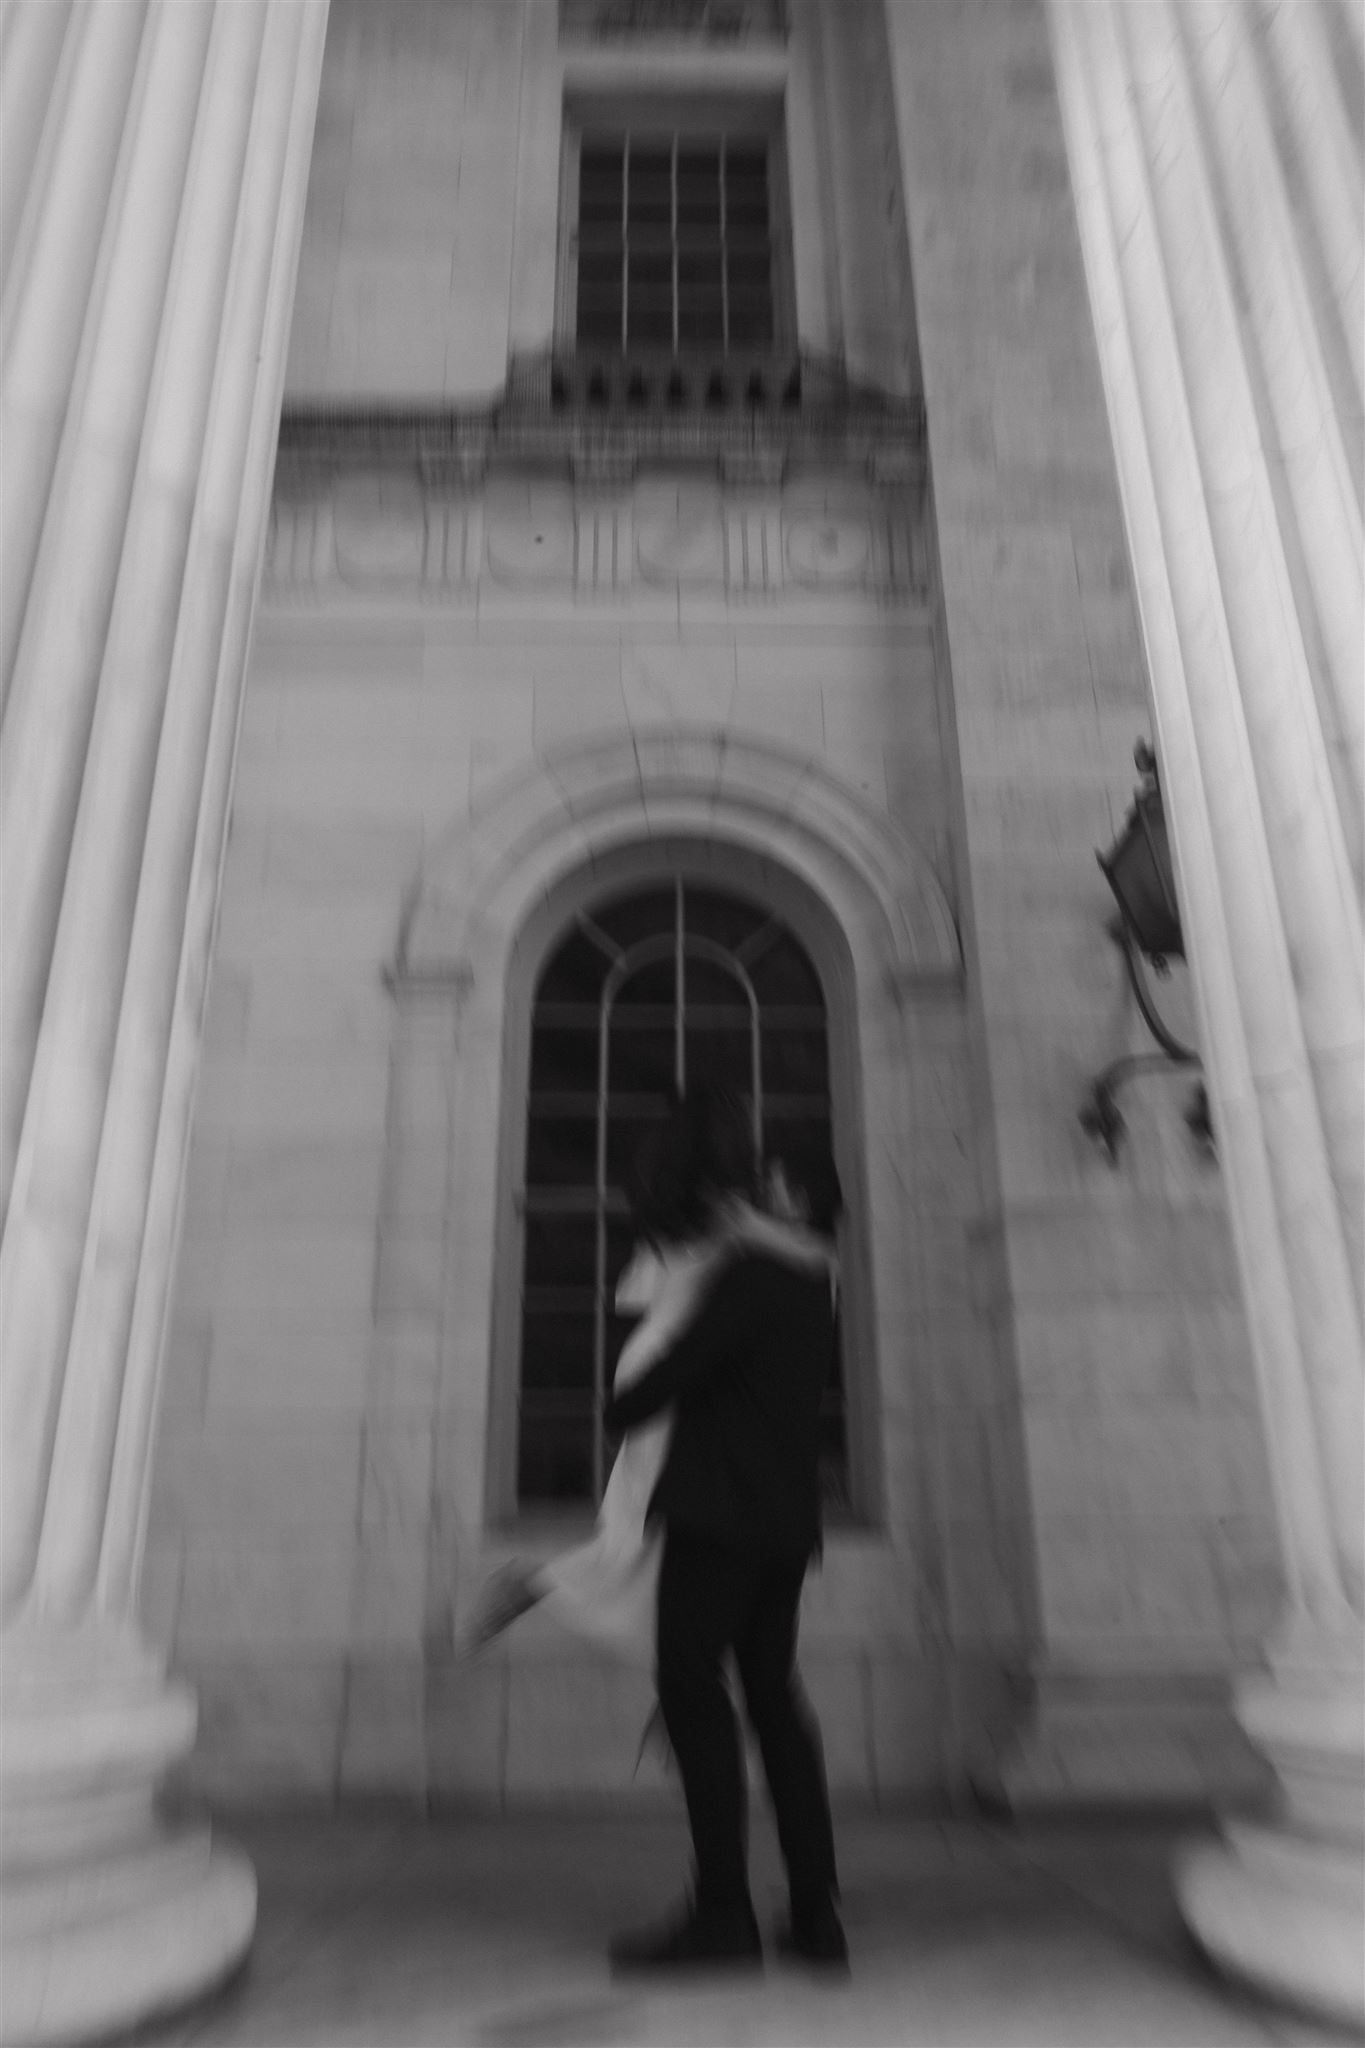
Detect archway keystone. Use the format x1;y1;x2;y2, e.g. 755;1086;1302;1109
396;728;963;991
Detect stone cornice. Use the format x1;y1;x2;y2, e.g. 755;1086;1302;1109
274;354;926;492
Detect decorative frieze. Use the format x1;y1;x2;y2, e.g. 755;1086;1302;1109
265;469;928;605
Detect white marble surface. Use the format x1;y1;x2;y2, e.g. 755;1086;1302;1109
1;5;330;2041
1046;0;1364;2021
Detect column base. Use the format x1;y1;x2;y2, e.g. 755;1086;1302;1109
1;1829;256;2048
974;1657;1273;1811
0;1624;257;2047
1175;1627;1365;2029
1178;1821;1363;2028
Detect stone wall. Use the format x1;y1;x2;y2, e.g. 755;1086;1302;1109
282;0;918;400
144;455;1007;1802
886;0;1280;1797
141;0;1283;1806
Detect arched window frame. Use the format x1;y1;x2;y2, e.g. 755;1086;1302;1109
486;834;880;1532
389;726;964;1561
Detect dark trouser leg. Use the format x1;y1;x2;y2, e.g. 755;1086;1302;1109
656;1532;751;1919
734;1555;839;1909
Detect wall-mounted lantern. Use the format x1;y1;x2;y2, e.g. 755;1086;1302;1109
1080;741;1211;1164
1097;739;1183;963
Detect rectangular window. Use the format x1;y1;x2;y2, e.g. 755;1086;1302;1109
576;133;776;354
560;2;789;44
562;107;792;361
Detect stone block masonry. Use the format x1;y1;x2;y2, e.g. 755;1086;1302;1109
146;0;1278;1855
149;470;981;1807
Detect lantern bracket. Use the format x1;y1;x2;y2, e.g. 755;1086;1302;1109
1078;930;1203;1164
1108;913;1198;1066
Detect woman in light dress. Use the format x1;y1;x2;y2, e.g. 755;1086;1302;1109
465;1093;837;1664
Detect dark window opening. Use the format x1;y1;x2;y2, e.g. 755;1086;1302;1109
574;133;776;356
517;877;847;1510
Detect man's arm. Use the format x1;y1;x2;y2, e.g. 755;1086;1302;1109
603;1263;746;1433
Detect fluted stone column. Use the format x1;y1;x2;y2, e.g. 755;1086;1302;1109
1049;0;1363;2025
0;4;328;2042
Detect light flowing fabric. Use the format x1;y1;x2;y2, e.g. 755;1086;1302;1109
537;1208;836;1667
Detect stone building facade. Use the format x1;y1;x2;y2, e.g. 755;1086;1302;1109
145;0;1277;1810
1;2;1359;2040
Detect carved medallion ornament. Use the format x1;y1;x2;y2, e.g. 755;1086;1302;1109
266;470;927;605
269;373;926;602
785;514;873;587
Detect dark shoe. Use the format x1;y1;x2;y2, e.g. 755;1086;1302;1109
609;1897;763;1974
776;1898;849;1973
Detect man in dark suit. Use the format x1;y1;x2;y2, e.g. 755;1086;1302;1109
604;1104;847;1974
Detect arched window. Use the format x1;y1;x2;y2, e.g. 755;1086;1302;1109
516;875;847;1512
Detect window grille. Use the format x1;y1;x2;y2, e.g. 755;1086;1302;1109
516;878;848;1512
560;0;788;42
574;133;776;356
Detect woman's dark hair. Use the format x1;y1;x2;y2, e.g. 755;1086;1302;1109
629;1087;758;1245
765;1133;844;1235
